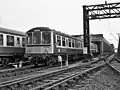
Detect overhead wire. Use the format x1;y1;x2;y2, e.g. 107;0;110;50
106;17;119;51
111;33;118;41
106;18;118;41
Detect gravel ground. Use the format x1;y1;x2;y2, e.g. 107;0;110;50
110;60;120;71
69;65;120;90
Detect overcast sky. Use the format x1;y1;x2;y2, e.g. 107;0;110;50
0;0;120;48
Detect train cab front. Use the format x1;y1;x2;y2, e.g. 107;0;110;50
26;27;53;66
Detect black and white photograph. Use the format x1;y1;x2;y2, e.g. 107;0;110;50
0;0;120;90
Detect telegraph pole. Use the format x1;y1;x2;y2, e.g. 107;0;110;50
117;33;120;59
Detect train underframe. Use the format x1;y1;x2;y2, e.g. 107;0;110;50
0;54;24;66
27;53;85;66
0;52;100;67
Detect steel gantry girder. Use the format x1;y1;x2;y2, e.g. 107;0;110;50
83;2;120;53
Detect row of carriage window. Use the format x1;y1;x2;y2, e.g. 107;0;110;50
27;31;83;49
0;34;26;47
56;35;83;48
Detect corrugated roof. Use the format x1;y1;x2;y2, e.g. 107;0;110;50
0;27;26;36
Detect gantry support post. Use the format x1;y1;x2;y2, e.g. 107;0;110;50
83;5;90;54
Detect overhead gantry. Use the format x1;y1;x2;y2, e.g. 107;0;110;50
83;2;120;53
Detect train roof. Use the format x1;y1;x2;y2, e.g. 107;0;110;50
72;34;112;46
0;27;26;36
27;27;51;32
27;27;83;41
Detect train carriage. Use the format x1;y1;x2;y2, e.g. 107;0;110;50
0;27;113;67
0;27;26;66
90;43;98;54
26;27;84;66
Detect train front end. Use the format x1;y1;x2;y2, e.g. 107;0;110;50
25;27;54;66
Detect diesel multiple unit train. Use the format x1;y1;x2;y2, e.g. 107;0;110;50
0;27;114;66
0;27;26;66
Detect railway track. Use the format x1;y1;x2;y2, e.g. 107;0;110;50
0;61;71;79
0;61;77;80
0;55;108;81
57;63;120;90
32;57;119;90
0;62;105;90
32;62;108;90
0;54;114;90
108;56;120;72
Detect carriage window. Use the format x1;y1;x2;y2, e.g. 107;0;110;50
65;38;68;47
81;42;83;48
78;41;81;48
7;35;14;46
0;34;3;45
33;31;41;44
42;32;51;44
75;40;78;48
68;39;71;47
27;33;32;44
57;35;61;46
16;37;20;46
22;38;26;47
72;39;75;47
62;37;65;46
91;44;96;50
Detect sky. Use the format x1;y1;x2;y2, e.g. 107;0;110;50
0;0;120;48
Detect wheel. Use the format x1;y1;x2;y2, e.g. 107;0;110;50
34;64;38;67
31;59;38;66
1;61;4;66
45;60;50;66
45;59;52;66
1;59;6;66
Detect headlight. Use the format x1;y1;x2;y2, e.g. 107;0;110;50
27;49;31;52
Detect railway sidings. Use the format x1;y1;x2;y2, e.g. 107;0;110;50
0;54;115;90
0;55;110;82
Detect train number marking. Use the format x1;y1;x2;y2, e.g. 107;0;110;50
27;49;31;52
